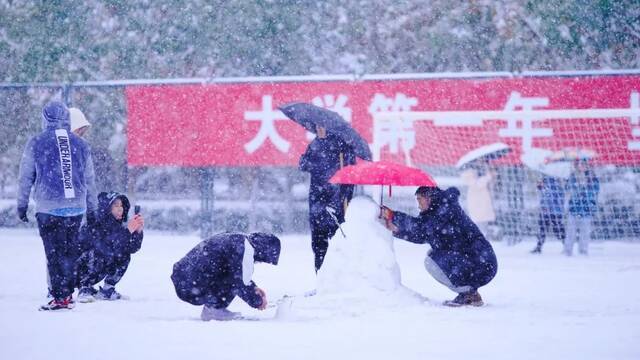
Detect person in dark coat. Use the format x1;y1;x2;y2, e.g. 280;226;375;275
531;175;566;254
171;232;281;321
299;125;356;272
17;101;97;311
380;186;498;307
75;191;144;302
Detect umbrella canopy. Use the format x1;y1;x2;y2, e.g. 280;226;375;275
329;160;437;186
521;148;572;179
330;160;436;205
279;102;372;160
456;142;511;169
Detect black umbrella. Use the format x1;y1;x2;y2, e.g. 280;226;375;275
279;102;372;160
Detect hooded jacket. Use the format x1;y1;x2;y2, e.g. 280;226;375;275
171;232;281;309
17;101;97;216
391;187;498;288
78;191;143;258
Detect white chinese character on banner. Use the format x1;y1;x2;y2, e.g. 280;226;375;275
369;93;418;165
498;92;553;153
308;94;352;140
244;95;291;154
628;91;640;151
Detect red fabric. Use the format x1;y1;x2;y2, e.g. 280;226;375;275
329;160;436;186
125;75;640;166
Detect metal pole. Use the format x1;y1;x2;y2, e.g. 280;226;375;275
62;83;73;106
200;167;215;239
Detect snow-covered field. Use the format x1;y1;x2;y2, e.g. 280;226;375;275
1;227;639;360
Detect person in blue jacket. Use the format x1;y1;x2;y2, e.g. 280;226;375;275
75;191;144;302
171;232;281;321
380;186;498;307
299;125;356;272
17;101;97;311
564;159;599;256
531;175;566;254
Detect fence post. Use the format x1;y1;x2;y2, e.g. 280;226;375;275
200;167;215;239
62;83;73;106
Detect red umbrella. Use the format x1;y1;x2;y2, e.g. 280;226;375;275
329;160;437;204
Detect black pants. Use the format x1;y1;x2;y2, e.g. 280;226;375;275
77;251;131;288
311;222;339;272
36;213;83;299
170;267;235;309
536;212;566;248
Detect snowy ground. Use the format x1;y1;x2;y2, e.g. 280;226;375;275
1;228;639;360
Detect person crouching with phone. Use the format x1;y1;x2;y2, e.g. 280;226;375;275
75;192;144;302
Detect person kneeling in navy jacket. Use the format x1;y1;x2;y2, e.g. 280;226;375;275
381;186;497;307
171;232;281;321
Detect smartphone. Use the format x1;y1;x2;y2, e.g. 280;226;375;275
134;205;141;215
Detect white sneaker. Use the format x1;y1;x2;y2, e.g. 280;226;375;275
200;306;241;321
77;287;96;303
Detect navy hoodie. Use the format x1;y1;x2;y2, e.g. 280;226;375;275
392;188;498;289
171;232;280;309
78;192;143;259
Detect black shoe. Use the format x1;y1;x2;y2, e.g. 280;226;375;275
530;246;542;254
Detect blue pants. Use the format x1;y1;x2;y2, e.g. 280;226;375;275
36;213;83;299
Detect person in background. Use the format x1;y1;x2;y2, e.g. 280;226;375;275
75;191;144;302
564;159;599;256
18;101;97;311
531;175;566;254
171;232;280;321
380;186;497;307
460;165;496;240
68;107;117;191
299;125;356;272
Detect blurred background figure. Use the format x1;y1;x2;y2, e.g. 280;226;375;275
460;165;496;241
564;158;600;256
531;174;566;254
69;107;116;193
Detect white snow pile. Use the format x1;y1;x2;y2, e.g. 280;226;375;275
287;196;424;319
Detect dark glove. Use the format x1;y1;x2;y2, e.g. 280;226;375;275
17;207;28;223
86;211;97;226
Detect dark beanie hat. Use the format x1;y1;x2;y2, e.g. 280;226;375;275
42;101;69;124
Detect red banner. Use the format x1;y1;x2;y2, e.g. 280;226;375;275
126;75;640;166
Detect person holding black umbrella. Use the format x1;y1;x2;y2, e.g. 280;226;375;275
300;124;356;272
280;102;371;272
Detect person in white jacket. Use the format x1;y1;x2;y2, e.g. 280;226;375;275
460;167;496;240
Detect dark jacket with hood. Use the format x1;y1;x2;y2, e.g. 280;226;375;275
17;101;97;216
171;232;281;309
299;134;356;229
391;187;497;289
78;192;143;259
